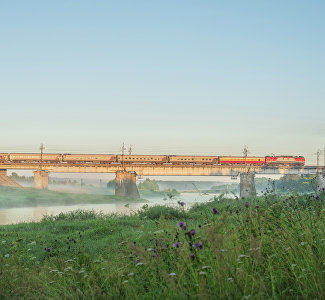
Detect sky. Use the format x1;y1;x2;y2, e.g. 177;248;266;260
1;0;324;164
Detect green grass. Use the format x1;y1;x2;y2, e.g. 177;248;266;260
0;193;325;299
0;186;145;208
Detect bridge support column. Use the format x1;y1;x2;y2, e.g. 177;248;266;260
240;172;256;198
115;171;140;198
34;170;49;189
317;172;325;194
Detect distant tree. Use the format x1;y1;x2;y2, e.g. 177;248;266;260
107;179;116;189
138;179;159;191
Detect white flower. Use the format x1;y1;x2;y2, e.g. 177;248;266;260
169;273;176;276
201;266;210;269
199;271;207;275
128;273;134;277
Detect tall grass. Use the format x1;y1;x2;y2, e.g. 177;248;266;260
0;193;324;299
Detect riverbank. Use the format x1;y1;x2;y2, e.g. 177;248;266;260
0;186;145;208
0;193;324;299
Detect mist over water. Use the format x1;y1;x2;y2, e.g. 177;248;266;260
0;181;229;225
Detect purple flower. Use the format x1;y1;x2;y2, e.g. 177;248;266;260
45;247;51;252
190;253;195;260
178;201;186;207
67;245;71;250
244;202;249;208
315;195;319;200
211;207;219;215
193;241;204;249
186;229;196;238
282;199;286;203
172;242;182;248
177;222;187;230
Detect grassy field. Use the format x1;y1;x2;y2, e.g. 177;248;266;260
0;192;324;299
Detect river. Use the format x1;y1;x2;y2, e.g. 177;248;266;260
0;192;231;225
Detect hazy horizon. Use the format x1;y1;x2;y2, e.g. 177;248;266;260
1;1;324;164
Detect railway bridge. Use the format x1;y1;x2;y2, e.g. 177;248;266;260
0;162;324;198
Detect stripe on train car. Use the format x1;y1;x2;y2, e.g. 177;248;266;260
220;161;264;164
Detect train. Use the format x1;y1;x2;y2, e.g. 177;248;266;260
0;153;306;166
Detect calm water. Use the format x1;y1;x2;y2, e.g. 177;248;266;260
0;192;227;225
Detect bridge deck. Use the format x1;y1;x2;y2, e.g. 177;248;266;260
0;163;323;176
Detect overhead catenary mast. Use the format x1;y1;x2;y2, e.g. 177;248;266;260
40;143;44;171
121;142;126;169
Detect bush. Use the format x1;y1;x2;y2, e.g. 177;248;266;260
138;205;187;220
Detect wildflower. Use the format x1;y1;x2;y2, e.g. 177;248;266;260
282;199;286;203
4;254;9;258
193;241;204;249
186;229;196;238
190;253;195;260
202;266;210;269
172;242;182;248
211;207;219;214
300;242;305;246
128;273;134;277
146;248;156;252
315;195;320;200
136;262;144;266
45;248;51;252
244;202;249;208
199;271;207;275
177;222;187;230
67;245;71;250
169;272;176;276
228;277;234;282
178;201;185;207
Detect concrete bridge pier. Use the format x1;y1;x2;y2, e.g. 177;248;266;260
34;170;49;189
115;171;140;198
240;172;256;198
317;172;325;193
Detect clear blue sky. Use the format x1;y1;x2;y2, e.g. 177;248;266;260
1;0;324;164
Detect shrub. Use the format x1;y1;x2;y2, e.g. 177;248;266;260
138;205;187;220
